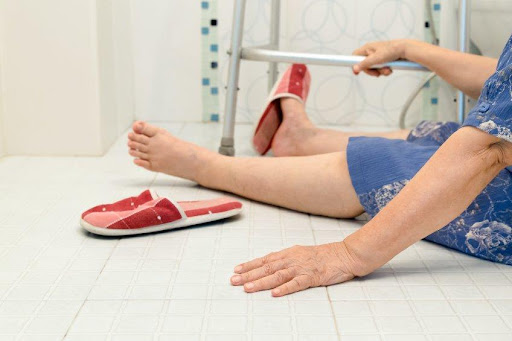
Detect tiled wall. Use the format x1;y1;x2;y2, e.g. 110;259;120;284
201;1;221;122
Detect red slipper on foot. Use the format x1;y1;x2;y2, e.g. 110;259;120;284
80;189;157;219
80;195;243;236
252;64;311;155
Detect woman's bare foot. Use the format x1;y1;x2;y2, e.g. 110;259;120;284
127;121;216;181
270;98;317;157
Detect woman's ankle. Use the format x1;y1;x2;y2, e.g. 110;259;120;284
193;151;228;187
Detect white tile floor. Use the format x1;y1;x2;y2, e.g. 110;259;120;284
0;122;512;341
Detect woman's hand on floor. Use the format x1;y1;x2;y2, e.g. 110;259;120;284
352;39;409;77
230;242;362;297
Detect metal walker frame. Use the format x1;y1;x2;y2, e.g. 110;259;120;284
219;0;471;156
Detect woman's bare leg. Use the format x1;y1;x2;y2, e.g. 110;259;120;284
128;122;364;218
273;98;410;156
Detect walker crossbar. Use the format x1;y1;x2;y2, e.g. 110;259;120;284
241;46;429;71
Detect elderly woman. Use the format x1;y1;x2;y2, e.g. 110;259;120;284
127;36;512;297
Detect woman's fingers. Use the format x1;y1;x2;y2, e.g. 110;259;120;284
354;52;387;74
356;60;393;77
352;41;401;76
231;260;288;285
244;268;296;293
362;66;392;78
233;250;285;274
379;67;393;76
364;69;382;77
352;45;370;57
231;243;359;297
272;275;312;297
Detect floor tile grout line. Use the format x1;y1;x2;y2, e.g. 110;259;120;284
199;221;222;340
0;195;64;272
406;255;460;338
431;257;481;338
397;247;430;338
62;237;121;340
462;263;512;333
163;231;188;302
310;214;342;341
10;213;89;339
111;236;157;336
5;231;80;339
245;200;254;341
8;195;63;248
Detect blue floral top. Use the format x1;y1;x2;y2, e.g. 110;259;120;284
463;34;512;145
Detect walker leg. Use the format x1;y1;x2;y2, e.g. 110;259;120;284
268;0;281;91
219;0;247;156
457;0;471;123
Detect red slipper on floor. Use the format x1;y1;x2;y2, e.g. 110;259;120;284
252;63;311;155
80;189;157;219
80;195;243;236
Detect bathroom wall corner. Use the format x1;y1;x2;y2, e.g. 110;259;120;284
0;107;5;158
96;0;135;153
0;7;6;158
96;0;118;153
113;0;135;135
0;63;5;158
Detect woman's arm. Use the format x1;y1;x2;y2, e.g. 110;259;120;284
353;39;498;99
230;127;512;297
344;126;512;275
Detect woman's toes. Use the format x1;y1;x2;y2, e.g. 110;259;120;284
132;121;145;134
134;159;152;170
141;123;159;137
128;133;149;145
133;121;159;137
129;148;149;160
127;141;149;153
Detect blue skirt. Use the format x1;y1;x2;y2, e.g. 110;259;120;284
347;121;512;265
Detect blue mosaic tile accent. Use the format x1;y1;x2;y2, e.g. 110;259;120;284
201;0;219;122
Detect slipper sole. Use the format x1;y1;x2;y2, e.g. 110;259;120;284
80;207;243;236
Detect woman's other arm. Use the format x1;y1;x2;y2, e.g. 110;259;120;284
353;39;498;99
